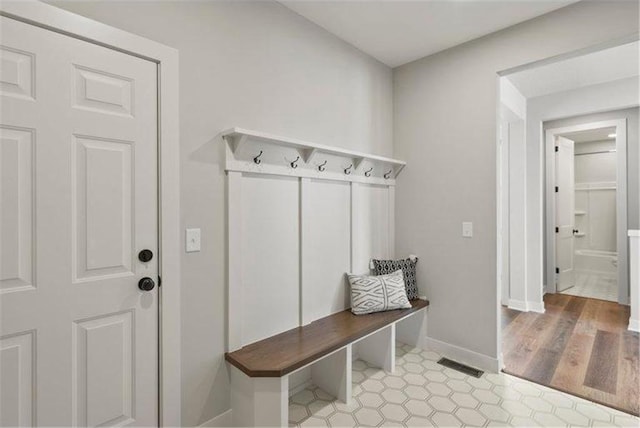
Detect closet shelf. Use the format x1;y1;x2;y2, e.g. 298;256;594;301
221;127;406;181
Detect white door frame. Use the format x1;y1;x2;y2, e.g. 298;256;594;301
545;119;628;305
0;2;181;426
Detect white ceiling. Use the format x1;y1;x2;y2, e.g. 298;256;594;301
506;41;640;99
562;127;616;143
279;0;579;68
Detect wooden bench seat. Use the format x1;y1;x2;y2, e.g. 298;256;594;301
226;299;429;427
226;299;429;377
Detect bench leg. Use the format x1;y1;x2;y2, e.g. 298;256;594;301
230;366;288;427
396;308;428;349
311;345;352;405
356;324;396;373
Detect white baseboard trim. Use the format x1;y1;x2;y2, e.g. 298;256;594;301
528;301;545;314
629;318;640;333
425;337;500;373
508;299;545;313
199;409;233;427
507;299;527;312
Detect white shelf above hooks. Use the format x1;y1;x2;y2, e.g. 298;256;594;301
221;127;406;185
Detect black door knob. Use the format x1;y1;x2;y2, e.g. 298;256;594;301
138;249;153;262
138;277;155;291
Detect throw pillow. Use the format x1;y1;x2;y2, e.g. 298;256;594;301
372;258;419;300
347;270;412;315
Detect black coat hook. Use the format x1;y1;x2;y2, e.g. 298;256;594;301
365;167;373;177
318;160;327;172
344;164;353;175
384;169;392;179
290;156;300;169
253;150;263;165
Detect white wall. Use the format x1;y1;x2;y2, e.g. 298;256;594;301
394;1;639;363
574;140;617;253
47;1;393;425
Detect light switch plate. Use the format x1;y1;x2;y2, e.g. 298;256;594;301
185;228;201;252
462;222;473;238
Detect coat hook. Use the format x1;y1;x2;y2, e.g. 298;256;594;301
290;156;300;169
318;160;328;172
344;164;353;175
384;169;392;179
253;150;263;165
365;167;373;177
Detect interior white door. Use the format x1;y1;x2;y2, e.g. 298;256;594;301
555;136;576;292
0;17;158;427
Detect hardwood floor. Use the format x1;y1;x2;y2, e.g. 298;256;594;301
502;293;639;416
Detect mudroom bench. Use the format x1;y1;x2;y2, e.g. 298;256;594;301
225;299;429;427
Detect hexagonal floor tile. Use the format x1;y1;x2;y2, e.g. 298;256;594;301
478;403;510;423
430;411;462;427
423;370;448;383
289;403;309;424
542;391;575;409
358;391;384;408
500;399;532;417
471;389;500;405
354;407;383;427
447;379;473;393
380;403;409;422
425;382;452;397
451;392;479;408
403;373;427;386
555;407;591;426
575;402;613;422
427;396;456;413
361;379;385;393
383;376;407;390
404;385;429;400
299;415;329;427
522;396;553;413
455;407;487;426
403;399;433;417
308;400;334;418
532;411;567;427
328;411;357;427
292;389;316;405
405;416;434;427
382;389;408;404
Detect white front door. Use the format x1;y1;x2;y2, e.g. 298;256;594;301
0;16;158;427
555;136;575;292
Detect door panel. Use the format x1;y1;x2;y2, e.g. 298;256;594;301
0;16;158;427
555;136;575;292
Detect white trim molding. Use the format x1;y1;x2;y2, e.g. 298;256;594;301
507;299;545;314
425;337;500;374
0;3;182;426
629;230;639;332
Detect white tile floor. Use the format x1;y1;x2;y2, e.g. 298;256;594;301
289;343;640;427
560;271;618;302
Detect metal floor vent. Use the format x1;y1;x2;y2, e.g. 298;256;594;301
437;358;484;378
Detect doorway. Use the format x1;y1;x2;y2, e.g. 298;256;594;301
545;120;628;305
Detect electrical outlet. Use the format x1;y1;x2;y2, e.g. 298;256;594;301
462;222;473;238
185;228;201;252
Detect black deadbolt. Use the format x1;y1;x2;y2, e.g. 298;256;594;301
138;249;153;263
138;277;155;291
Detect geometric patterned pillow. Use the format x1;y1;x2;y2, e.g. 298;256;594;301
372;258;419;300
347;270;412;315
